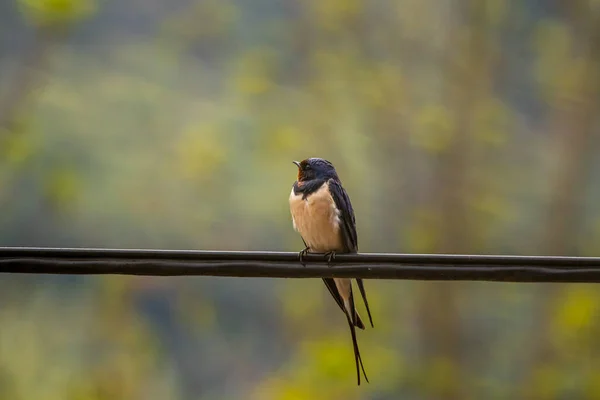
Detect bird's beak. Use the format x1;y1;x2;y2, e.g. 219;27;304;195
293;161;301;168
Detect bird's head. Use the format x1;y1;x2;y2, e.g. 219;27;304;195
293;158;339;183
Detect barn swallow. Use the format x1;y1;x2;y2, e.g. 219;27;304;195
288;157;374;385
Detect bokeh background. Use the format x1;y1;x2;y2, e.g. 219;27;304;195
1;0;600;398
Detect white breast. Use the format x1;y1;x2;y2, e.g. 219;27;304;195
289;182;343;253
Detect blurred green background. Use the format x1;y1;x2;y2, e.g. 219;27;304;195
1;0;600;398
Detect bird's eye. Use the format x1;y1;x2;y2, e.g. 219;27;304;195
305;165;311;170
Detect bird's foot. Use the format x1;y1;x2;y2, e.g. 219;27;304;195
299;247;310;266
324;251;336;267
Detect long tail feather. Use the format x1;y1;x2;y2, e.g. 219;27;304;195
346;289;369;385
356;279;374;328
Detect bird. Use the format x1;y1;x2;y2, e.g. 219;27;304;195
288;157;374;385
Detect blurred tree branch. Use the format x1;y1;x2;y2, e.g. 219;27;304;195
523;1;600;396
417;1;491;397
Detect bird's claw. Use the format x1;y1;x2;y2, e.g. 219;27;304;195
299;247;310;267
325;251;336;266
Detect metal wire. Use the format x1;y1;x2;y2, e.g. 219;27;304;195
1;247;600;282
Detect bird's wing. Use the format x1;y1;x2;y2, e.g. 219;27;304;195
327;179;358;252
328;179;374;328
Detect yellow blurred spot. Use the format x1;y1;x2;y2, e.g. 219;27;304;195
253;378;316;400
586;370;600;398
234;48;277;95
533;21;571;62
235;74;271;95
19;0;96;26
176;124;227;180
531;21;590;104
472;98;512;147
269;126;301;152
486;0;508;26
363;342;404;389
404;208;440;253
279;384;315;400
1;132;36;165
44;167;80;207
175;0;239;39
471;192;513;222
412;105;454;154
312;0;361;32
279;281;321;324
429;357;461;396
554;287;598;343
302;336;356;380
527;365;561;400
356;65;402;109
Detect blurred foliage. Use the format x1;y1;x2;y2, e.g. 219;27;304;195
19;0;95;27
0;0;600;399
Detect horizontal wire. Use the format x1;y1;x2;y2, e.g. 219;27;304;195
1;247;600;282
